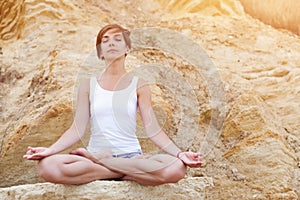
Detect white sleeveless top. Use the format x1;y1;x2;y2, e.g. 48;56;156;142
87;76;142;155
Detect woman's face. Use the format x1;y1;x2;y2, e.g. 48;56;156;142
100;28;128;61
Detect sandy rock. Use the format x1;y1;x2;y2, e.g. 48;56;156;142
1;0;300;199
0;177;213;200
240;0;300;35
0;0;25;40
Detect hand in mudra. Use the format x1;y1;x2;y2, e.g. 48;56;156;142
177;151;203;168
23;147;55;160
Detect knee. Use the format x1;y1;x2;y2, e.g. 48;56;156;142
37;156;62;183
160;159;186;184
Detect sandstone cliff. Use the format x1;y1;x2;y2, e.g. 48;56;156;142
1;0;300;199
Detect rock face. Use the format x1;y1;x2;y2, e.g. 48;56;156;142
0;177;214;200
0;0;25;40
1;0;300;199
240;0;300;35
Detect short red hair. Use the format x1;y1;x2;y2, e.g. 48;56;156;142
96;24;131;59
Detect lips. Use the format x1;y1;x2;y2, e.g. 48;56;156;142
107;49;117;53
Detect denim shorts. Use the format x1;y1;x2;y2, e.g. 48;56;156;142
112;150;142;158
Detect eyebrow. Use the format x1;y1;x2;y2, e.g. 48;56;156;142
102;33;123;38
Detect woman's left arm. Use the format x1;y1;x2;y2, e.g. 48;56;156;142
137;79;203;167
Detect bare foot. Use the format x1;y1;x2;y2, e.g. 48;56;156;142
70;148;112;163
70;148;97;162
69;148;88;157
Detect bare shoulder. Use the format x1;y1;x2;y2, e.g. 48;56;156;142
78;78;90;95
79;78;90;85
137;77;151;95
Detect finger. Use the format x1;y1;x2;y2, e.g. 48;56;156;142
195;154;202;160
189;162;203;168
190;153;199;160
25;147;36;155
23;154;35;159
25;146;32;153
192;160;203;164
192;153;199;158
27;147;38;153
31;147;43;153
25;154;43;160
190;160;204;166
28;146;37;152
196;153;202;158
188;152;199;158
25;149;32;155
69;150;76;155
196;154;202;160
192;152;201;156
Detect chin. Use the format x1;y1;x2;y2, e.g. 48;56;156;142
105;55;125;61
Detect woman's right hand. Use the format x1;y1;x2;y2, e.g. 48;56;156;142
23;146;55;160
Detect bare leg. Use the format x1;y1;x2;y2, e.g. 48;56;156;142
99;154;187;186
47;149;186;186
37;154;123;184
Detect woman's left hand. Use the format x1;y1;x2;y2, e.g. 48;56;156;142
177;151;203;168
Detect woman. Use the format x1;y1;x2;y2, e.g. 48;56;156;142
23;24;203;186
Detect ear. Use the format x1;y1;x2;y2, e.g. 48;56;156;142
126;46;130;53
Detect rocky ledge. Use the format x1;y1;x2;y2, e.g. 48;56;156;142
0;177;213;200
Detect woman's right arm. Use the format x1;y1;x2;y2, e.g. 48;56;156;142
23;79;90;160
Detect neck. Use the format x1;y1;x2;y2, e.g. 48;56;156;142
103;56;127;76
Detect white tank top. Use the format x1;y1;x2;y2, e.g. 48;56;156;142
87;76;142;155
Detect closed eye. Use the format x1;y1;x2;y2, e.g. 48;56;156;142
102;36;109;43
114;35;123;41
102;33;123;43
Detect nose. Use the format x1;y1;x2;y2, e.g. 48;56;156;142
108;40;115;46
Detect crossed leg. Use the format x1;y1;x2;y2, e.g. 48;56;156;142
37;154;123;184
37;148;186;186
70;148;187;185
118;154;187;185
